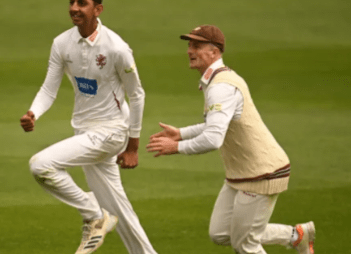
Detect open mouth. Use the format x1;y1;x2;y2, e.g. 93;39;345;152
70;13;82;20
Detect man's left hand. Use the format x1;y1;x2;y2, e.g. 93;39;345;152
146;137;179;157
117;138;139;169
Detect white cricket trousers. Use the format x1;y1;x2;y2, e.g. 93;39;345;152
29;127;157;254
209;183;293;254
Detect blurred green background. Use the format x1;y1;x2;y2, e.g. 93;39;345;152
1;0;350;253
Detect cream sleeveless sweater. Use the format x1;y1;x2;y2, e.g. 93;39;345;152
207;69;290;195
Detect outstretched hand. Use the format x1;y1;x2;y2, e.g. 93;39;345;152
150;122;182;141
147;137;179;157
147;123;180;157
20;111;35;132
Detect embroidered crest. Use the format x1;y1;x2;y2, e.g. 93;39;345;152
96;54;106;69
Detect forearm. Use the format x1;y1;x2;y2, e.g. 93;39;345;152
115;45;145;138
29;86;57;119
179;123;206;140
128;88;145;138
178;125;226;155
126;137;139;151
30;41;63;119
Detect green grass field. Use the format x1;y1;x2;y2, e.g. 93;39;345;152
1;0;351;253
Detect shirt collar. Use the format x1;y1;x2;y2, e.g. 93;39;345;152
199;58;225;88
72;18;102;46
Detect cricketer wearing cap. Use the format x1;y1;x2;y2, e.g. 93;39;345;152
147;25;316;254
20;0;157;254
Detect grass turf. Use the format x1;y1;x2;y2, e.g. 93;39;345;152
1;0;350;253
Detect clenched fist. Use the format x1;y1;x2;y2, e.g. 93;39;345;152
20;111;36;132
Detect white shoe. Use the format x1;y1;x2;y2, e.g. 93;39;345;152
75;208;118;254
292;221;315;254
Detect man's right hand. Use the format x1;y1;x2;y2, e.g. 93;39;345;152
149;122;182;141
20;111;36;132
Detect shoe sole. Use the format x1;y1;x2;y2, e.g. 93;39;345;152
306;221;316;243
304;221;315;254
293;221;316;254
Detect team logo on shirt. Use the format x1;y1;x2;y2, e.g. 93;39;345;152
96;54;106;69
75;77;98;97
125;63;136;73
205;103;222;113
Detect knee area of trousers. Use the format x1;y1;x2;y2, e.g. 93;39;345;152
29;154;53;176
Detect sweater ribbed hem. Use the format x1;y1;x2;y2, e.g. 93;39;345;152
226;176;289;195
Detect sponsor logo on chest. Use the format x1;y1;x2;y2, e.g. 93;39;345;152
75;77;98;97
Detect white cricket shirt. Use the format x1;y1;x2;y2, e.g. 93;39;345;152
30;19;145;138
178;59;244;154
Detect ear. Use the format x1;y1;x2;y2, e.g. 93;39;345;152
94;4;103;17
210;46;220;59
214;46;221;55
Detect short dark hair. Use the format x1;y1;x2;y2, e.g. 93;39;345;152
93;0;102;4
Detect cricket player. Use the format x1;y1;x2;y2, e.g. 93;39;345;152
147;25;315;254
20;0;157;253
